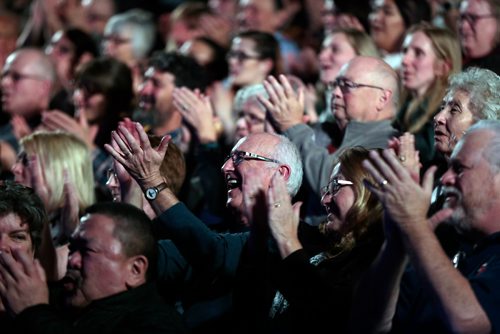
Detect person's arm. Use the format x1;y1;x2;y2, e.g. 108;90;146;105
363;149;490;333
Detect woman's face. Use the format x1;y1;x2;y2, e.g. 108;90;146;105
319;33;357;84
433;89;475;157
401;31;440;97
242;97;266;134
73;87;107;124
11;151;32;188
369;0;406;53
321;163;355;233
45;31;75;88
227;37;269;86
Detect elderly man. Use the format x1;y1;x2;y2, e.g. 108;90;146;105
0;48;56;174
106;124;316;333
262;56;399;225
0;201;187;333
353;120;500;333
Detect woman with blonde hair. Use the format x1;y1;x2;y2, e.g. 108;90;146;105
12;130;95;279
395;23;462;170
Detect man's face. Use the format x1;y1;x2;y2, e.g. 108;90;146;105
440;130;498;233
331;59;383;129
237;0;275;32
221;134;280;221
139;67;176;118
0;212;34;312
1;52;50;117
63;213;131;308
459;0;497;59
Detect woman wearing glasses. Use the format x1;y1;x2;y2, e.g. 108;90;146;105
262;146;384;333
458;0;499;74
394;23;461;171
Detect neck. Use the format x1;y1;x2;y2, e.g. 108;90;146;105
153;111;182;136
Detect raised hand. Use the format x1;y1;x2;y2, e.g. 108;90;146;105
362;149;451;233
259;75;305;133
388;132;421;182
173;87;217;144
41;110;97;149
267;172;302;258
105;123;170;188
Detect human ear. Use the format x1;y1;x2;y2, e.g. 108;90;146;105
277;164;291;181
126;255;148;288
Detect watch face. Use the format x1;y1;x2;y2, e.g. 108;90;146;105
146;187;158;200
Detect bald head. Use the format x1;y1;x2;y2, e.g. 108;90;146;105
7;48;57;83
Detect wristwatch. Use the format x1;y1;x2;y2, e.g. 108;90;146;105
144;182;168;201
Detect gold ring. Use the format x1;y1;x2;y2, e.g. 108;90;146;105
273;202;281;208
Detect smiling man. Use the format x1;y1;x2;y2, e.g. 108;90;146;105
0;201;187;334
352;120;500;333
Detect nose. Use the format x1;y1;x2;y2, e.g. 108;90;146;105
318;47;330;62
11;161;23;176
402;50;412;67
321;191;332;207
434;109;446;125
221;156;234;174
139;80;153;95
67;250;82;269
440;167;456;186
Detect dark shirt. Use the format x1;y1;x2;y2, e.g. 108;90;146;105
393;232;500;333
12;282;187;334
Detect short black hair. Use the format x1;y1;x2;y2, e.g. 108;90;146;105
84;202;158;281
0;181;47;255
148;51;207;91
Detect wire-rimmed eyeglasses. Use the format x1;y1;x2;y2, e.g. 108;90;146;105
321;177;354;197
224;150;281;166
328;76;386;94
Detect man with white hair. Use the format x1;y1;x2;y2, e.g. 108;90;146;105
106;124;318;333
353;120;500;333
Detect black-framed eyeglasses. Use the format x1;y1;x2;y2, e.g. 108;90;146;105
459;13;495;25
328;76;386;94
224;150;281;166
226;50;261;62
321;177;353;197
1;70;47;83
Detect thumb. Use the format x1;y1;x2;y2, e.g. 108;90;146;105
77;107;89;128
292;201;303;218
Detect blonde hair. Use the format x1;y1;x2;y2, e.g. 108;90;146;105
20;131;95;213
401;23;462;133
319;147;383;255
335;28;380;58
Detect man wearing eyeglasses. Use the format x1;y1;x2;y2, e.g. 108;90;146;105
458;0;499;74
0;48;57;176
106;124;327;333
261;56;399;226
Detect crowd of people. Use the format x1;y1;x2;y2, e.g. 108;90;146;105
0;0;499;333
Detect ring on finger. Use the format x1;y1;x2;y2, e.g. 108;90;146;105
399;156;406;162
273;202;281;208
379;179;388;188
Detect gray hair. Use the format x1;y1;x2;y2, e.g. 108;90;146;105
463;120;500;173
105;9;156;60
445;67;500;121
233;84;269;113
271;135;303;197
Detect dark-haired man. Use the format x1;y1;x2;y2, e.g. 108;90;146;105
0;202;187;333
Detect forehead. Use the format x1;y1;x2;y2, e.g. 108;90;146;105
0;212;29;233
77;213;116;241
452;130;491;163
234;134;278;154
444;89;472;110
144;67;175;82
461;0;492;13
232;37;256;50
404;31;433;48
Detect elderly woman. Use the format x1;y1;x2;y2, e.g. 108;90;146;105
244;146;384;333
